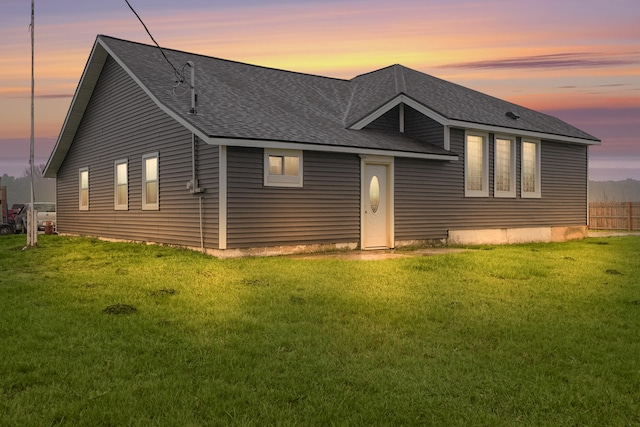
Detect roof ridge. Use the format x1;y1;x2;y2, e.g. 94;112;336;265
97;34;350;83
343;80;359;127
96;35;600;143
393;64;407;94
350;64;396;80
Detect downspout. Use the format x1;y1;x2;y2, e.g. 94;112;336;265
199;194;204;250
188;133;205;250
178;61;205;250
195;133;203;250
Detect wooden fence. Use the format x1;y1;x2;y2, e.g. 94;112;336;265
589;202;640;230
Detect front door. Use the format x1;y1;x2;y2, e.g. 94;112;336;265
363;163;389;249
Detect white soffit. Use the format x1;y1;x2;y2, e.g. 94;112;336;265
207;137;458;161
349;94;600;146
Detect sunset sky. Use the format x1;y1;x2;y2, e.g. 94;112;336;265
1;0;638;180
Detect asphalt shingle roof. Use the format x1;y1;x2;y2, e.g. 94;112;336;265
100;35;599;146
99;36;598;145
102;36;461;156
44;35;601;179
348;64;598;141
104;36;600;147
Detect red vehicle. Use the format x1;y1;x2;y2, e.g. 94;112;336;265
1;186;14;235
7;203;24;225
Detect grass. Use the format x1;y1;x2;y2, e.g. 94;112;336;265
1;235;639;426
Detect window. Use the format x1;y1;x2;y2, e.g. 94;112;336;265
465;132;488;197
521;140;541;198
369;176;380;213
79;167;89;210
494;136;516;197
264;149;303;187
114;159;128;210
142;153;159;210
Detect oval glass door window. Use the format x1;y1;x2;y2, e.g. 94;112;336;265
369;176;380;213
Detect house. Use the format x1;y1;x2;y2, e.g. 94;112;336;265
44;35;600;257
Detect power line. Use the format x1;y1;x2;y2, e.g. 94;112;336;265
123;0;196;110
123;0;181;81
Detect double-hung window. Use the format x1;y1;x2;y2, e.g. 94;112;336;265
79;167;89;210
494;136;516;197
114;159;128;210
521;140;541;198
264;149;303;187
142;153;159;210
465;132;488;197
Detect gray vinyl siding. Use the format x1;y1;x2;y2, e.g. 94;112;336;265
363;104;445;148
226;148;360;248
395;128;588;240
54;54;588;251
56;56;219;247
364;105;400;132
404;105;445;148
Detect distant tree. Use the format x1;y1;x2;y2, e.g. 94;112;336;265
589;179;640;202
0;164;55;206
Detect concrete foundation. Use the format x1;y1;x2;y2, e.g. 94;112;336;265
448;225;588;246
205;242;359;258
61;225;589;258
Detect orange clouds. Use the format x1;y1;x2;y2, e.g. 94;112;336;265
1;0;639;167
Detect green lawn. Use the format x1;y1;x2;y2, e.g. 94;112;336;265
1;235;639;426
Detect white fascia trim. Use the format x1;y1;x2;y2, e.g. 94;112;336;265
348;93;600;147
207;137;458;161
447;119;601;146
350;94;448;130
444;126;451;151
97;38;209;143
219;145;227;250
44;39;109;178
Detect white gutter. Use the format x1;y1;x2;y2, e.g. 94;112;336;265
207;137;458;161
349;94;601;146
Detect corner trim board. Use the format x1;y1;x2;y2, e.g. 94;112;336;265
219;145;227;250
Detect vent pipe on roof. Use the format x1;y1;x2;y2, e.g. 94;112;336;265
187;61;197;115
171;61;197;114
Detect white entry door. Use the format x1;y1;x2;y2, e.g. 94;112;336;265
363;163;389;249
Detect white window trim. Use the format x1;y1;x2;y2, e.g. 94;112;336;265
264;148;303;188
142;152;159;210
464;131;489;197
521;139;542;198
494;135;516;198
79;167;89;211
114;159;128;211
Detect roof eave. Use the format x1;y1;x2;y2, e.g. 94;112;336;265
96;36;209;142
43;37;108;178
43;35;209;178
446;119;601;145
207;136;458;161
348;94;600;146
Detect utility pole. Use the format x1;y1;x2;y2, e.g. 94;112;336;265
28;0;37;247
